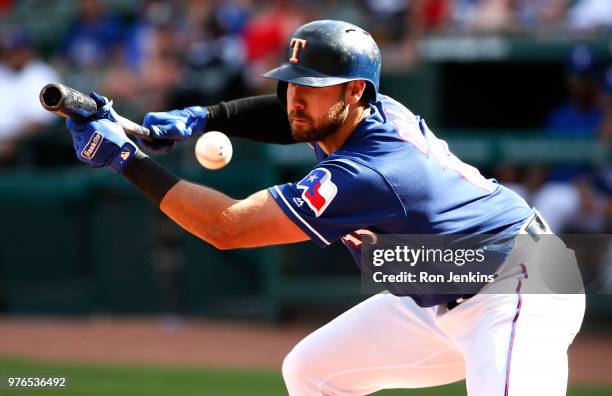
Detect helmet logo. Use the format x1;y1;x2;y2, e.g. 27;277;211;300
289;38;307;64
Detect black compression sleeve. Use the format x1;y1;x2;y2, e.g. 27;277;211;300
122;150;181;206
206;95;296;144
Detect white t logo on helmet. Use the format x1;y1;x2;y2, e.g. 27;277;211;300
289;38;307;64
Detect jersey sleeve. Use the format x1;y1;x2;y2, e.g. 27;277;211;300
268;159;404;247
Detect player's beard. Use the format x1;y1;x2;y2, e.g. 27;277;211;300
289;95;349;142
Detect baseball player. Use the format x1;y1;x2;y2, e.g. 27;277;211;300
65;20;585;396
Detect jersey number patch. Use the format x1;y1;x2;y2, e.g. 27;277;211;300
296;168;337;217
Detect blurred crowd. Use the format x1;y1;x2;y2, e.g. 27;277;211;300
0;0;610;235
496;44;611;237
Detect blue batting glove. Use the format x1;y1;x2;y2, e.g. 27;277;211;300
67;93;138;173
89;91;120;122
136;137;176;154
138;106;209;153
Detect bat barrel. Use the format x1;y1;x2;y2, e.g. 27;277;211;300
40;82;152;140
40;84;63;108
39;83;98;120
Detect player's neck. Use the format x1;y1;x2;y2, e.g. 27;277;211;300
318;105;370;155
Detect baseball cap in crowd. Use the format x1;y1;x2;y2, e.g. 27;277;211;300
566;44;601;77
0;27;32;50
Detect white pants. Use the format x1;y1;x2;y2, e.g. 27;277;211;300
283;230;585;395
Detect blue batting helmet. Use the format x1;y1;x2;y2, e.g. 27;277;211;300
263;20;381;104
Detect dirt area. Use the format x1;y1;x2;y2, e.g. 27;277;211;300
0;317;610;385
0;317;313;370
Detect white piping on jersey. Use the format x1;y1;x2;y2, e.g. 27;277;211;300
273;185;331;246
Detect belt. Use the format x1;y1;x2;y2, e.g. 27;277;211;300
446;211;549;310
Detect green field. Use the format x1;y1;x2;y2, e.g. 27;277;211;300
0;358;609;395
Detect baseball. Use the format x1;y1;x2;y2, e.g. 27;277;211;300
194;131;233;170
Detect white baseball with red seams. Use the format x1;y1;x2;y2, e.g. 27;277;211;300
195;131;233;170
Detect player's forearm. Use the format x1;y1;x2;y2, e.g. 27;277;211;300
159;181;242;249
161;184;309;249
122;152;258;249
206;95;296;144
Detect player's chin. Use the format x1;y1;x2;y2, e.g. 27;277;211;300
290;124;314;142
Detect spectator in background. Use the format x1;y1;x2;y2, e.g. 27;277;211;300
363;0;414;41
452;0;478;29
573;65;612;292
453;0;569;32
211;0;250;35
102;1;184;115
170;4;253;107
468;0;516;32
532;45;605;233
568;0;612;31
362;0;422;71
452;0;516;32
0;0;12;16
592;65;612;231
418;0;452;31
0;28;60;165
120;1;180;75
515;0;568;29
242;0;308;93
600;66;612;142
60;0;124;70
546;45;603;136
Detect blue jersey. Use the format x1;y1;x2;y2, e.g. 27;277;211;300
269;95;532;306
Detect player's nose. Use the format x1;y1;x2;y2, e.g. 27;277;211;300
287;83;306;110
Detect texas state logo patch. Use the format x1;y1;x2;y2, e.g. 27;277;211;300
296;168;337;217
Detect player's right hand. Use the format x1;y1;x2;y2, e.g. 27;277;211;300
67;117;137;174
138;106;209;153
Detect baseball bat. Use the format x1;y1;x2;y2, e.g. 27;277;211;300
39;83;152;140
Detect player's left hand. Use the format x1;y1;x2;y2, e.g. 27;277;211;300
138;106;209;153
66;92;137;173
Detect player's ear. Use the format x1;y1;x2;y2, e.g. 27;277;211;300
346;80;367;106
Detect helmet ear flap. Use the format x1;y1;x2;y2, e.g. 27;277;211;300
277;81;288;110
